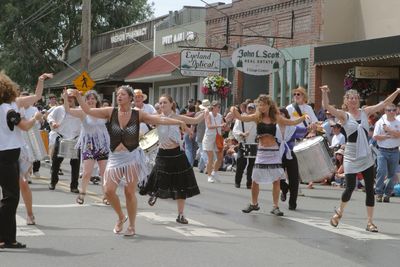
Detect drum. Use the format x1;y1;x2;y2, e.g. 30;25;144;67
40;130;49;154
139;128;159;153
243;143;257;158
22;128;47;161
58;139;79;159
293;136;335;183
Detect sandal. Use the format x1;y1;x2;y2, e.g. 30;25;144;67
366;223;378;233
330;208;342;227
102;196;110;206
148;195;158;206
113;216;128;234
3;241;26;249
76;193;86;205
124;226;135;237
26;215;36;225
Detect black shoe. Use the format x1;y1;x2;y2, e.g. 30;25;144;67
148;195;158;206
3;242;26;249
376;195;383;202
246;183;252;189
280;192;287;202
288;204;297;210
270;207;284;216
48;183;56;190
70;188;79;194
235;183;240;188
58;170;64;175
242;203;260;213
383;196;390;203
176;214;188;224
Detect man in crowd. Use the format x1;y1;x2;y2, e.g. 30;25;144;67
132;89;156;136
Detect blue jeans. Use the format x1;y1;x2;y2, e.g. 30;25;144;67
197;141;208;171
184;133;194;166
375;148;399;196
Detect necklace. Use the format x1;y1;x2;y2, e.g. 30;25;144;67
118;108;131;116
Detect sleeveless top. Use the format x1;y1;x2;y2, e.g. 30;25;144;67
157;114;181;149
342;109;370;158
107;108;139;152
76;115;110;152
257;122;276;136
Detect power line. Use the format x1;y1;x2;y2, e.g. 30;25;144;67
22;0;56;26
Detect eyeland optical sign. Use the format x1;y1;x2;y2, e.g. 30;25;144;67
231;45;285;76
180;49;221;77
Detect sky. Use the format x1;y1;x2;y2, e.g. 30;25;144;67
150;0;232;17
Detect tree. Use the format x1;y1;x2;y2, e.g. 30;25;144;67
0;0;154;89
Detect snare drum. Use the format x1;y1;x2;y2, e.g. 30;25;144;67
22;128;47;161
243;143;258;158
293;136;334;183
58;139;79;159
139;129;159;153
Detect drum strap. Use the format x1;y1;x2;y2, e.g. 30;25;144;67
293;103;308;128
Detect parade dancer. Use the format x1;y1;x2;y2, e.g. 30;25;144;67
73;86;186;236
140;95;203;224
0;72;44;249
231;95;308;216
62;89;110;205
322;86;400;232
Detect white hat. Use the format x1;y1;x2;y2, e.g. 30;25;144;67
199;99;211;110
133;89;147;101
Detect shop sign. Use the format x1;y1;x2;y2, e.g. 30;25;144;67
355;66;399;79
162;31;195;45
180;50;221;77
231;45;285;76
110;27;147;43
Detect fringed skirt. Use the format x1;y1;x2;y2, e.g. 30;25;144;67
252;145;285;184
19;144;34;175
139;147;200;200
104;148;149;187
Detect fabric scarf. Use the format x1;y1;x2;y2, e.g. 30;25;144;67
276;125;296;160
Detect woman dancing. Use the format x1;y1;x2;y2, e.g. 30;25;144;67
321;85;400;232
231;95;307;216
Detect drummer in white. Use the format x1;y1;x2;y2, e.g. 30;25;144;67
133;89;156;136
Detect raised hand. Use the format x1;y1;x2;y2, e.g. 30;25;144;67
320;85;330;93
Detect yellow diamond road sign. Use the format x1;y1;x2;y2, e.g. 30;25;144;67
73;71;95;93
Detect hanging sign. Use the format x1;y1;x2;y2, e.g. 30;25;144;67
355;66;399;79
180;49;221;77
73;71;95;93
231;45;285;76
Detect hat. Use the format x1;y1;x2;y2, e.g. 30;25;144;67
335;148;344;155
199;99;211;110
247;103;256;109
133;89;147;101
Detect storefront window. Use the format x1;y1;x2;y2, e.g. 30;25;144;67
295;59;301;88
301;58;309;89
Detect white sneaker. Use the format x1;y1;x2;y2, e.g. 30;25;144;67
207;176;215;183
212;172;221;183
33;172;40;178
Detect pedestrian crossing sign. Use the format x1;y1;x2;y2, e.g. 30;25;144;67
73;71;95;93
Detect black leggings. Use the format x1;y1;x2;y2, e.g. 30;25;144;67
341;165;375;207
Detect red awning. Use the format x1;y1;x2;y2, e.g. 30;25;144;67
125;52;181;82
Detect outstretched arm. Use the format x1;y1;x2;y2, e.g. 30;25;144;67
230;106;257;122
173;112;205;125
62;89;85;120
277;113;308;126
364;88;400;115
16;73;53;108
72;89;112;119
321;85;347;123
140;111;187;131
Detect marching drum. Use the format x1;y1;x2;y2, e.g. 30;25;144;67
22;128;47;161
243;143;258;158
58;139;79;159
139;129;159;153
293;136;334;183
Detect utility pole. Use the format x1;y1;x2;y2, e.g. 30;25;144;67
81;0;91;72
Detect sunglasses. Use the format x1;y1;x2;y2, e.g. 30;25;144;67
293;93;302;96
385;109;396;112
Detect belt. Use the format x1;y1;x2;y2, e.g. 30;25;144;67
377;146;399;151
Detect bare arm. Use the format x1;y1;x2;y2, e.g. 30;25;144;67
72;89;112;119
230;106;258;123
17;112;42;131
62;89;85;120
321;85;347;123
140;111;186;130
364;88;400;115
16;73;53;108
277;113;307;126
173;112;205;125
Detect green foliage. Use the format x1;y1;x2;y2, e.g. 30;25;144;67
0;0;153;89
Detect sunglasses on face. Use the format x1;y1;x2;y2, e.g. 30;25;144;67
293;93;302;96
385;109;396;112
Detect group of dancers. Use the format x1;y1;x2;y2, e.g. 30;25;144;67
1;71;400;248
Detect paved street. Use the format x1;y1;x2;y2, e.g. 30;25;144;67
1;162;399;267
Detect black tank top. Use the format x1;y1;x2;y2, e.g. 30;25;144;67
107;108;139;152
257;122;276;136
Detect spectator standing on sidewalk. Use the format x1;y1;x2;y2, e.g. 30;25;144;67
373;103;400;203
195;99;210;173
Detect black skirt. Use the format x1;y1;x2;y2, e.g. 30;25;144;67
139;147;200;199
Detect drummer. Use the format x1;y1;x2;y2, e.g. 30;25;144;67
132;89;156;136
322;85;400;232
231;95;308;216
47;89;81;193
72;86;187;236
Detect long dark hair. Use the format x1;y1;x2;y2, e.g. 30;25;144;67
85;90;101;108
160;94;176;112
256;94;278;123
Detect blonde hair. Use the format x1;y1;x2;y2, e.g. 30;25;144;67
255;94;279;123
343;89;360;108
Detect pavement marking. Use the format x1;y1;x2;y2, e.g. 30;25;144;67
32;204;90;208
16;215;45;237
138;211;234;238
285;216;397;240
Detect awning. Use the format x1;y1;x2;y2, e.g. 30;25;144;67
125;52;182;83
314;35;400;66
45;41;153;89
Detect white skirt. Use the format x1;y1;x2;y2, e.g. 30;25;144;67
252;145;285;184
19;144;34;175
104;148;149;187
202;134;218;152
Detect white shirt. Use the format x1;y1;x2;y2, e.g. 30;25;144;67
331;133;346;148
47;106;81;144
135;103;156;135
373;116;400;148
286;103;318;128
204;112;223;138
232;117;257;144
21;106;40;130
0;102;23;150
